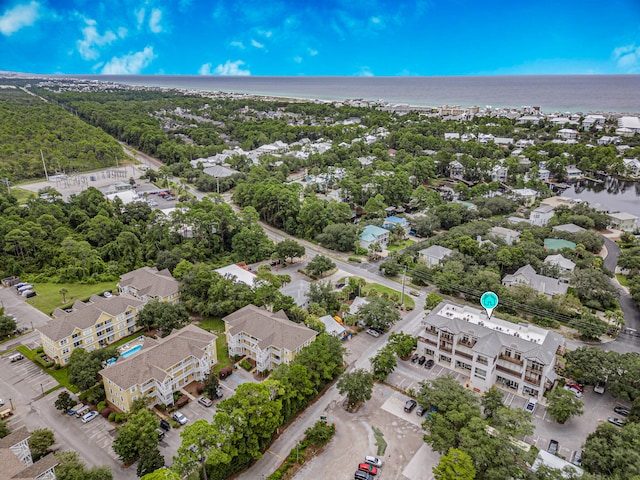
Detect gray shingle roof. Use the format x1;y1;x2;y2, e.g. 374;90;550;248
502;265;568;296
552;223;586;233
99;324;216;389
38;295;145;342
118;266;180;299
223;305;317;351
419;245;453;260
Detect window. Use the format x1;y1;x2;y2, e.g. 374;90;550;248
62;348;70;355
439;354;451;364
117;314;124;321
83;328;92;336
474;368;486;380
63;357;70;364
130;386;136;393
59;339;68;346
477;355;488;365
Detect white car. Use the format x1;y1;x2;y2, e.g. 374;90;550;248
563;385;583;398
81;411;99;423
366;329;380;338
173;412;188;425
103;292;112;298
0;399;4;406
365;456;383;467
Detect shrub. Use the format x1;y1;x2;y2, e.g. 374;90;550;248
108;412;116;422
115;413;126;423
348;257;362;263
196;383;204;394
97;401;107;412
240;359;253;371
100;408;112;418
35;346;44;354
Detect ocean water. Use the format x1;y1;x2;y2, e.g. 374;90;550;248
68;74;640;114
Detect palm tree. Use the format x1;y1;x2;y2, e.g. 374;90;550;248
59;288;68;304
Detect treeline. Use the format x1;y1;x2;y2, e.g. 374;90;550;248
173;334;345;480
0;89;122;181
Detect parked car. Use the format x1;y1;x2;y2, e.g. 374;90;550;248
81;411;99;423
23;290;37;298
594;382;606;394
416;406;425;417
565;382;584;392
411;353;419;363
103;291;112;298
548;439;559;455
614;406;630;416
418;356;426;365
198;397;213;407
0;399;4;406
404;399;417;413
335;282;346;289
571;450;583;467
364;456;383;467
358;463;378;475
425;359;435;369
159;419;171;431
608;417;624;427
563;385;583;397
366;329;380;338
173;412;188;425
156;428;165;440
409;290;420;296
354;471;374;480
219;366;233;379
214;387;223;399
524;399;537;414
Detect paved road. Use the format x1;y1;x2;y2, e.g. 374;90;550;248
601;236;640;352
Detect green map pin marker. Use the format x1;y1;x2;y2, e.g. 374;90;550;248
480;291;499;319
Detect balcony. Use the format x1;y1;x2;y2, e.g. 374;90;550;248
455;349;473;360
424;328;438;337
457;339;476;348
499;354;523;366
476;357;488;366
496;364;522;378
526;366;544;375
524;376;542;386
418;336;437;346
439;343;453;353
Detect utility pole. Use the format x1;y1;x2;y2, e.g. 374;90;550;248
400;266;407;309
41;150;49;181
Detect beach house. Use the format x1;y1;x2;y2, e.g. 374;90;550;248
502;265;568;297
382;216;411;235
608;212;638;231
359;225;390;250
419;245;454;268
529;205;555;227
489;226;521;245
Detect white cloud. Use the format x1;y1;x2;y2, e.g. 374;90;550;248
613;43;640;72
307;48;318;56
356;66;374;77
251;38;264;49
117;27;127;38
149;8;163;33
101;46;156;74
198;63;212;75
77;18;118;60
230;40;245;49
293;56;302;63
213;59;250;76
0;1;41;36
135;7;145;29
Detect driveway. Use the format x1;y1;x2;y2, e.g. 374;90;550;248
0;286;52;331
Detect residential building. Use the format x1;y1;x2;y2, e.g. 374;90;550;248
359;225;390;250
449;160;465;179
215;263;258;287
538;168;550;181
416;301;564;400
349;296;370;315
582;114;605;130
224;305;317;373
608;212;638;231
552;223;586;234
491;165;508;183
444;132;460;140
511;188;537;206
507;216;530;226
318;315;347;338
623;158;640;176
38;295;145;365
598;135;620;145
565;166;583;180
502;265;569;297
419;245;453;267
382;216;411;234
279;279;311;309
118;266;180;305
0;426;58;480
529;205;555;226
544;254;576;274
489;226;520;245
100;324;217;412
618;116;640;134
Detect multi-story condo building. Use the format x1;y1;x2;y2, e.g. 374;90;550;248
1;426;58;480
417;302;564;400
118;266;181;304
38;295;145;365
224;305;317;373
99;324;217;412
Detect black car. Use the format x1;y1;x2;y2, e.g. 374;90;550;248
548;439;559;455
418;356;426;365
159;419;171;431
411;353;419;363
614;406;630;416
215;387;223;399
425;359;435;369
404;399;417;412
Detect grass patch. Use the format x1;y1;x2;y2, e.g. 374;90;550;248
362;283;415;310
8;187;37;204
16;345;79;393
198;318;232;374
24;281;118;315
616;274;629;287
386;239;415;252
371;426;387;456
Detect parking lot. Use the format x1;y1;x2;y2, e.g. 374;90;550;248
0;285;52;332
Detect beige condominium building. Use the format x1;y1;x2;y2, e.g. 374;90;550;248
38;294;145;365
118;266;181;304
417;301;564;401
224;305;317;373
99;324;217;412
0;426;58;480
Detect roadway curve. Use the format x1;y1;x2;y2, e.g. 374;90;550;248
601;236;640;353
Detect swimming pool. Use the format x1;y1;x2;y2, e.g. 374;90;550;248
120;344;143;358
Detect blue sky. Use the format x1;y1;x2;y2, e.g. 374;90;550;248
1;0;640;76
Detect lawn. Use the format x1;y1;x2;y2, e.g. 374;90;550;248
386;239;415;252
24;281;118;315
8;187;36;203
361;282;415;310
616;274;629;287
198;318;232;373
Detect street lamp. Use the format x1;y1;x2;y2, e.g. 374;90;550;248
40;384;44;396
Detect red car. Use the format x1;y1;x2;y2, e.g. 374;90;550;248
565;382;584;392
358;463;378;475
